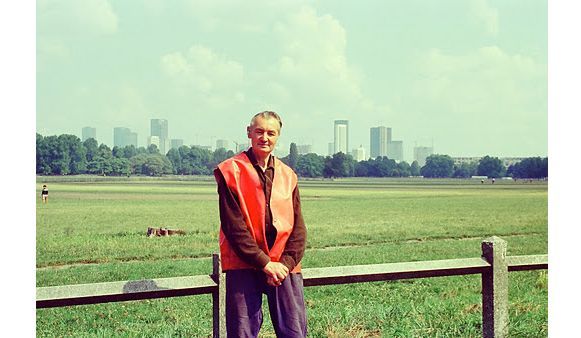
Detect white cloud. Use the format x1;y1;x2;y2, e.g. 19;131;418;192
182;0;302;32
469;0;499;36
161;45;245;94
37;0;118;36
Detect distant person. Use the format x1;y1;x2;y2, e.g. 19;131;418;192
214;111;307;337
41;184;48;204
481;179;484;184
492;178;496;184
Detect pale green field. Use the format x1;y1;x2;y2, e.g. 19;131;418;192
36;177;548;337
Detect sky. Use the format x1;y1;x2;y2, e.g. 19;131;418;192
36;0;547;161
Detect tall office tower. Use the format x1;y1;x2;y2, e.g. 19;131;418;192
148;135;160;151
414;146;434;167
334;120;349;154
127;132;138;147
216;139;231;151
351;145;366;162
150;119;169;154
171;139;184;150
114;127;133;147
297;144;312;154
387;141;403;162
370;126;392;159
82;127;97;142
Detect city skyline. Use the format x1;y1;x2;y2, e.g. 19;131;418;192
37;1;547;160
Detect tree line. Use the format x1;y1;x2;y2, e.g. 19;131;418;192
36;133;548;179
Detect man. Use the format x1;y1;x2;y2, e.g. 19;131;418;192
214;111;307;337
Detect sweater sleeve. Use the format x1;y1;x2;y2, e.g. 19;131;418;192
214;168;271;269
279;184;307;271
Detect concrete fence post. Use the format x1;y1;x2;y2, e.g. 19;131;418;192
212;253;226;338
481;236;509;338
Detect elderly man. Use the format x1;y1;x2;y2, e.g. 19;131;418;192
214;111;307;337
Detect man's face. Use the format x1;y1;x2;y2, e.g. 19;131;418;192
247;116;280;157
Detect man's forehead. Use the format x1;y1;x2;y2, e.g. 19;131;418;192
250;117;280;131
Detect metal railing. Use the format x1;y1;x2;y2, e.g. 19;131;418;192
37;236;547;338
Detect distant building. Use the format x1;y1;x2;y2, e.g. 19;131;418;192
328;142;334;156
452;157;528;168
351;145;366;162
334;120;349;154
452;157;481;165
274;141;287;158
501;157;527;167
114;127;137;148
370;126;391;158
82;127;96;142
297;144;312;154
148;135;160;151
387;141;403;162
127;132;138;147
150;119;169;154
236;140;249;153
216;139;231;151
193;145;212;151
171;139;184;150
414;146;433;167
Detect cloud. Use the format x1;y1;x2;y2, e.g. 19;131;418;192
181;0;302;32
414;46;545;117
161;45;245;94
37;0;118;36
469;0;499;36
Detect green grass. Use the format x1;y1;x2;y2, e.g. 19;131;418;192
36;177;547;337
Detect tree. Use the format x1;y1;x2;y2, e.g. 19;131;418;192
323;152;354;178
83;138;99;163
420;154;454;178
296;153;324;177
508;157;548;178
88;143;113;175
453;162;477;178
123;145;138;159
477;156;505;178
110;158;131;176
147;144;159;154
288;143;299;170
36;133;51;174
410;161;421;176
397;161;411;177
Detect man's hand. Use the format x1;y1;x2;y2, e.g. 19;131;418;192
262;262;289;286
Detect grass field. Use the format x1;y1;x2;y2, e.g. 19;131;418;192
36;176;548;337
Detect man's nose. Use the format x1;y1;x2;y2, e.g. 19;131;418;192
260;133;268;141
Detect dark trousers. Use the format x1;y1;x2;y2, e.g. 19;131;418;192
225;269;307;338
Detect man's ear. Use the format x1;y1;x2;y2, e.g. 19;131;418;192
246;126;251;138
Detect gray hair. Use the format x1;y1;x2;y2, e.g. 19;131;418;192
250;111;282;130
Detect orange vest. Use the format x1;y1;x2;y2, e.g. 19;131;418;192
217;152;301;272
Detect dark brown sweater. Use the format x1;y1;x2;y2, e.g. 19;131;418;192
214;149;306;271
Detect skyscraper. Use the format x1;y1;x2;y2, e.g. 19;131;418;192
334;120;349;154
171;139;184;150
370;126;391;158
150;119;169;154
387;141;403;162
297;144;312;154
414;146;434;167
82;127;96;142
113;127;137;147
351;145;366;162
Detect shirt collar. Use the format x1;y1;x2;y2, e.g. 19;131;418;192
246;148;275;169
